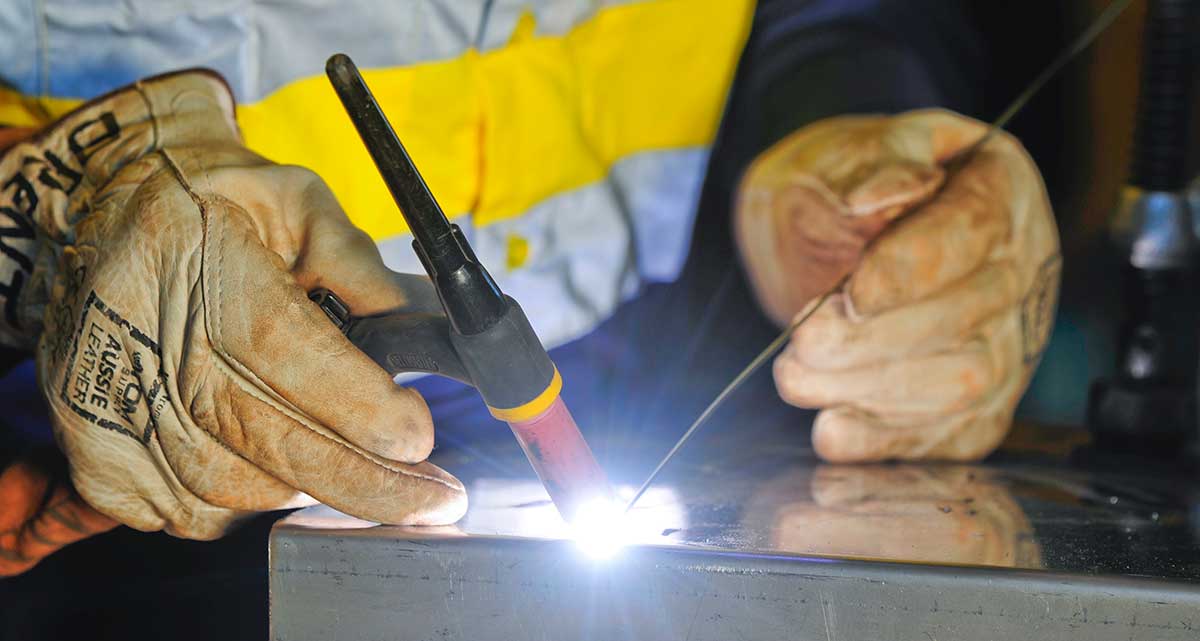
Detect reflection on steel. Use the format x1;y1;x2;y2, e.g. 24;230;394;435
271;423;1200;640
743;465;1042;568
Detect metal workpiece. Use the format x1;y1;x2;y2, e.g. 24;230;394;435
270;423;1200;640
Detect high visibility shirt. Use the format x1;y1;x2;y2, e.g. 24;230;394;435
1;0;998;437
0;0;757;350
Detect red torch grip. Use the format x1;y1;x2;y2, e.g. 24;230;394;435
506;396;612;522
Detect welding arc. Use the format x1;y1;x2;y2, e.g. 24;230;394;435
624;286;838;513
624;0;1134;514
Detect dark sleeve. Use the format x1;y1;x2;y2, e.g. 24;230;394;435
682;0;987;296
706;0;986;202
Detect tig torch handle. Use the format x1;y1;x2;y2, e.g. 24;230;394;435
325;53;559;419
325;54;457;266
322;54;612;523
311;284;560;420
326;53;507;335
309;278;472;384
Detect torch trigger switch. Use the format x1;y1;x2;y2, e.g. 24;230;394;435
309;288;352;333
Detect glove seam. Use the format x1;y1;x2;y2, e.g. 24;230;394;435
174;414;308;512
131;80;162;156
156;150;454;489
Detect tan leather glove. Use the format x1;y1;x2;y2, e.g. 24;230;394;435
0;71;466;541
735;110;1060;462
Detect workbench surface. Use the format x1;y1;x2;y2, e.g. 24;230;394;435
270;422;1200;640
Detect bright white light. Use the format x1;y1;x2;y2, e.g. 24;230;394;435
460;480;686;561
570;497;629;560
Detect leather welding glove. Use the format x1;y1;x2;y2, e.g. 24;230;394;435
0;70;466;543
735;110;1060;462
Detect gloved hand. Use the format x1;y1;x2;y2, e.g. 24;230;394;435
735;110;1060;462
0;71;466;543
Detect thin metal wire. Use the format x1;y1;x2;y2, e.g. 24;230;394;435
623;286;838;513
623;0;1134;514
943;0;1134;169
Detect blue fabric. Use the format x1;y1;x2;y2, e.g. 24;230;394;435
0;1;592;103
0;359;54;446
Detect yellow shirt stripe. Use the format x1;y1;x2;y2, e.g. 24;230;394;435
1;0;753;241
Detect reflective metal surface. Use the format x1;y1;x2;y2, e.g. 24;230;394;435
271;422;1200;640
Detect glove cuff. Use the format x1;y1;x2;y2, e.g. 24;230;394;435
0;70;239;349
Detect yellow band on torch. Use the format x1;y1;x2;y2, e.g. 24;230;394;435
487;367;562;422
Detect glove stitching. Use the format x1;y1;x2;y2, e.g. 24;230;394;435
165;408;299;510
131;80;162;155
156;149;454;490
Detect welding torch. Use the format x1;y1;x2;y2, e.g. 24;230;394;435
311;53;613;524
